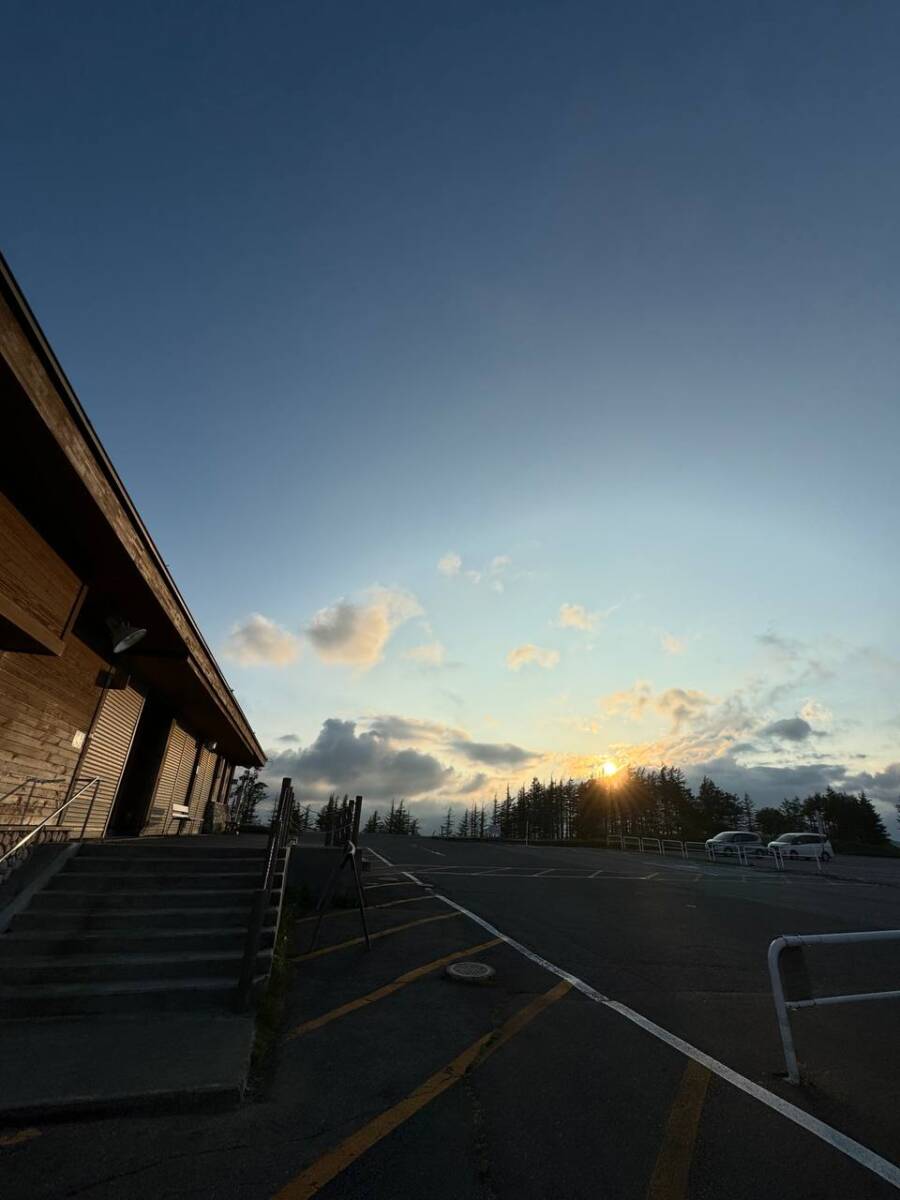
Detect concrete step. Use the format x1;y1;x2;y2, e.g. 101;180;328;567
66;856;270;874
0;1013;256;1121
10;906;272;932
46;871;268;892
1;947;271;986
76;842;266;859
0;925;271;957
0;976;240;1017
27;889;259;911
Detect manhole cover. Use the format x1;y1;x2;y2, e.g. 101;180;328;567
446;961;495;984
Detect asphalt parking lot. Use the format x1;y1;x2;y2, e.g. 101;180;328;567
3;837;898;1199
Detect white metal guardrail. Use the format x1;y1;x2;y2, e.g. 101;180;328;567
768;930;900;1084
640;836;661;854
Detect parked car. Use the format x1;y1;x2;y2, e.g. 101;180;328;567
705;831;767;857
767;833;833;862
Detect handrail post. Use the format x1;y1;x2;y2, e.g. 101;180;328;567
80;778;100;839
235;777;292;1010
768;937;801;1084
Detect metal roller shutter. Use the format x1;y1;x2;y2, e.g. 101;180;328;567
144;722;197;836
188;746;216;824
61;684;145;838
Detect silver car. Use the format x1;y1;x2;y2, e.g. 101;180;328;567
705;830;767;858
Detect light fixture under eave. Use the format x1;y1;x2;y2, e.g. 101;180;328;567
106;616;148;655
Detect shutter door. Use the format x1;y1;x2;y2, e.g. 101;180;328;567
144;722;196;835
61;684;145;838
188;746;216;824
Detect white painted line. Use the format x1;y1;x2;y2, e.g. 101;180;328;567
365;846;427;888
536;868;554;876
433;893;900;1190
590;870;603;878
367;848;900;1191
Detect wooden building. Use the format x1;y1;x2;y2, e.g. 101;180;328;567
0;253;264;844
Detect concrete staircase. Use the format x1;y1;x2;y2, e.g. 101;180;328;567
0;838;280;1017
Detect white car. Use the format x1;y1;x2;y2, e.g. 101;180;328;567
705;831;767;858
767;833;833;862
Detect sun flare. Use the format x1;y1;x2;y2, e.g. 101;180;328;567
601;760;619;777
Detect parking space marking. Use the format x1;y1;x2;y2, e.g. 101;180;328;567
272;979;572;1200
645;1060;710;1200
286;937;503;1039
293;912;462;961
295;896;437;924
0;1128;41;1148
429;890;900;1191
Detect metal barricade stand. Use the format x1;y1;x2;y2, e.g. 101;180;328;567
307;795;371;954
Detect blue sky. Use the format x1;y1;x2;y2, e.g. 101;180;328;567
4;1;900;831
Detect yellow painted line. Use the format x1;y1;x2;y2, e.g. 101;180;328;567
0;1128;41;1148
287;937;503;1039
272;978;572;1199
293;912;462;961
645;1060;711;1200
295;896;435;924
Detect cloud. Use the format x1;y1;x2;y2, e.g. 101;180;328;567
263;718;454;799
601;681;714;732
557;603;598;631
655;688;714;731
800;699;832;727
364;715;467;745
438;551;513;591
275;733;300;744
506;644;560;671
306;587;422;669
223;613;300;667
661;632;686;656
761;717;821;743
450;739;537;766
458;772;489;794
403;640;447;667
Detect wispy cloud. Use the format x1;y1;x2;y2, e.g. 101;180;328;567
661;632;686;655
557;603;597;631
403;640;447;667
506;643;560;671
223;613;300;667
437;550;513;591
601;681;713;731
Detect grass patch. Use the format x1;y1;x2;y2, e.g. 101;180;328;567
247;900;300;1093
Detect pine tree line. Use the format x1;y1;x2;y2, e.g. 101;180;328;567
438;768;889;846
362;798;420;837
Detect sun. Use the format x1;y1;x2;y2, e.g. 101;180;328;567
601;760;619;777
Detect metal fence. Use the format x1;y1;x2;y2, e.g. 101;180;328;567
768;929;900;1084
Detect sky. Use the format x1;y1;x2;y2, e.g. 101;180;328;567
3;1;900;833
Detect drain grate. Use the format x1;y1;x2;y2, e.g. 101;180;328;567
446;961;495;984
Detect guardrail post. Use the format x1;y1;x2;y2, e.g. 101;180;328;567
768;937;801;1084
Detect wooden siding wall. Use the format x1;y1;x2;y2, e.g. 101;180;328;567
0;636;107;826
59;684;144;838
0;491;84;655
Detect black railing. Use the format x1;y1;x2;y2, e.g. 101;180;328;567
0;775;102;870
234;777;294;1010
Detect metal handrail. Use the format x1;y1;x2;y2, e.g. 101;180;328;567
0;776;102;866
768;929;900;1084
235;777;294;1010
0;775;66;805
